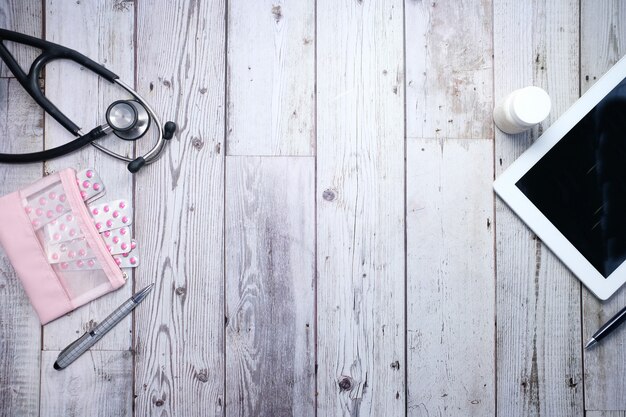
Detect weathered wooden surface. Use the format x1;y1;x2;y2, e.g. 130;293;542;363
1;1;626;416
225;156;315;416
316;0;405;415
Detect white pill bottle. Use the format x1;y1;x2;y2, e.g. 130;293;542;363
493;86;552;134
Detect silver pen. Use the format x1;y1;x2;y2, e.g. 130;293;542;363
54;283;154;370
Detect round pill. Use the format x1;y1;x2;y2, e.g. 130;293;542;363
56;204;64;213
104;231;111;237
130;240;137;249
80;191;87;199
51;253;59;260
107;245;112;252
59;194;66;202
106;220;113;227
115;258;121;266
69;229;76;237
49;192;57;199
112;210;119;218
60;262;68;270
25;206;32;214
82;180;90;189
96;222;102;230
53;233;61;241
104;205;110;212
46;210;54;218
35;208;43;216
122;252;129;258
32;220;40;228
76;260;85;268
93;183;101;191
92;208;99;215
130;257;137;265
86;170;93;178
122;216;129;224
121;243;128;251
119;201;126;209
68;251;76;259
112;236;119;244
88;260;95;267
38;197;46;206
59;224;66;231
66;214;73;222
120;228;127;235
78;249;86;257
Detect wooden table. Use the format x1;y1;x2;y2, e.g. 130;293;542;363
0;1;624;416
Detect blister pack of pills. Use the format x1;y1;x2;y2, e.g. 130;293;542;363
0;167;137;324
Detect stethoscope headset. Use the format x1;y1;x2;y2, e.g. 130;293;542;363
0;29;176;173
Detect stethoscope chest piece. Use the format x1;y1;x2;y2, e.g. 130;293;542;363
106;100;151;141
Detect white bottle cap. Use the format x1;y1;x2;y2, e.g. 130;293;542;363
510;86;551;128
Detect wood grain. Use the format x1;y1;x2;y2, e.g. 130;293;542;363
133;0;226;415
42;0;135;352
317;0;405;415
405;0;493;140
227;0;315;156
494;0;583;416
225;156;315;416
0;78;43;417
40;350;133;417
588;412;626;417
0;0;41;78
406;138;495;416
581;0;626;411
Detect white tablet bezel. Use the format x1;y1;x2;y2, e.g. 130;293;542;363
494;56;626;300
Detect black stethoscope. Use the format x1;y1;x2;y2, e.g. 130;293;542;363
0;29;177;173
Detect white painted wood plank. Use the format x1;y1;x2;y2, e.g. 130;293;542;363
225;156;315;416
494;1;583;416
227;0;315;156
0;78;43;417
406;138;495;416
405;0;493;140
580;1;626;411
42;0;135;351
317;0;405;415
588;412;626;417
40;350;132;417
0;1;41;78
133;0;226;415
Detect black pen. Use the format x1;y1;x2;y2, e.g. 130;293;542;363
585;304;626;349
54;283;154;370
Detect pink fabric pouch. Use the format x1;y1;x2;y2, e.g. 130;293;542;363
0;168;125;324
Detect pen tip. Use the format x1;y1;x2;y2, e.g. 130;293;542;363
585;338;597;350
53;362;61;370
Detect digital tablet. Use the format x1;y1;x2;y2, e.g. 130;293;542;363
494;56;626;300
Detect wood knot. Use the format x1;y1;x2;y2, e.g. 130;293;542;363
196;372;208;383
390;360;400;370
338;376;352;391
175;287;186;296
192;137;204;150
154;399;164;407
322;189;336;201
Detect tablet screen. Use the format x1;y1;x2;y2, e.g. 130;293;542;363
516;77;626;278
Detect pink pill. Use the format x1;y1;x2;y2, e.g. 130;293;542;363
80;191;87;199
82;180;90;189
56;204;64;213
59;194;66;202
122;216;129;224
32;220;40;228
121;243;128;251
115;258;121;266
60;262;69;270
53;233;61;241
104;231;111;237
46;210;54;218
87;259;95;267
76;260;85;268
49;192;57;199
112;236;119;244
107;245;112;252
96;222;102;230
104;205;110;212
119;228;127;235
130;257;137;265
119;201;126;209
112;210;119;218
78;249;86;257
25;206;32;214
122;252;129;258
93;183;101;191
66;214;73;222
51;253;59;260
68;251;76;259
59;224;66;231
92;208;99;215
86;170;93;178
38;197;46;206
106;220;113;227
130;241;137;249
35;208;43;216
69;229;76;237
